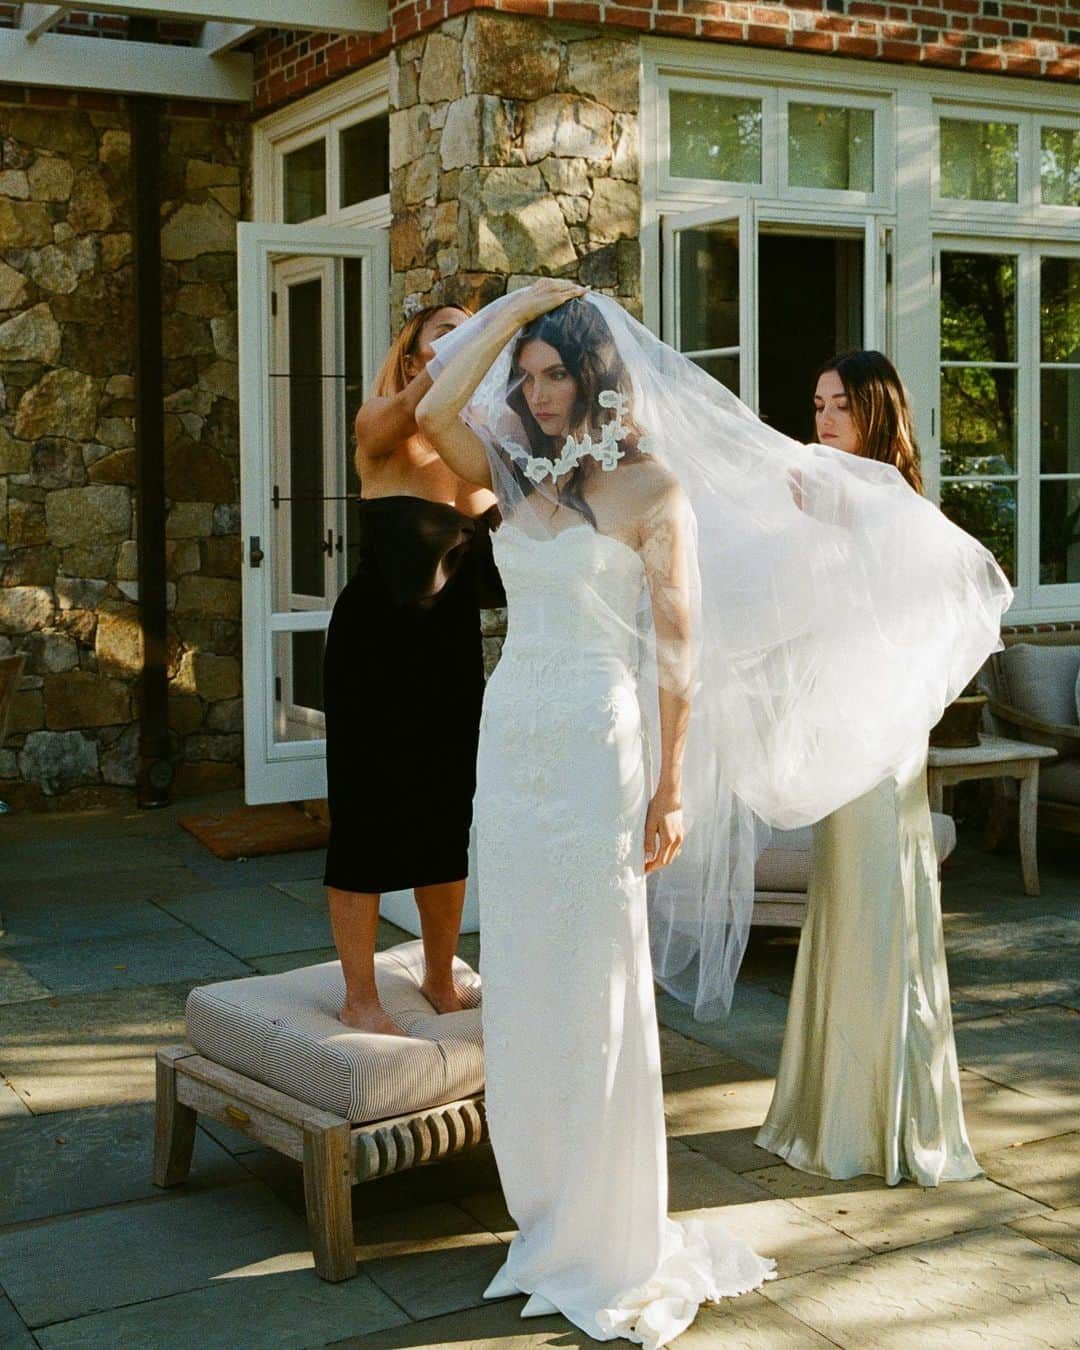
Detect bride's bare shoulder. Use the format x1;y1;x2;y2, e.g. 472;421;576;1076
621;458;683;511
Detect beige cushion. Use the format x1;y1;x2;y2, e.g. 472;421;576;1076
999;643;1080;757
755;814;956;893
186;941;483;1124
1041;761;1080;807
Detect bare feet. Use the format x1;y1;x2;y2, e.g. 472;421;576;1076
419;976;472;1015
338;1000;407;1036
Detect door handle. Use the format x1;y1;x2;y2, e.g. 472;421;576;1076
249;536;264;567
322;529;334;557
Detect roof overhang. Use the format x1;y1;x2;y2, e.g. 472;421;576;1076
0;1;390;103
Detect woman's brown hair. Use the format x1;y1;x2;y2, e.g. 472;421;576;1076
816;350;924;494
371;303;471;399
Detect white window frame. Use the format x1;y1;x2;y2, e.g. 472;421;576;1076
932;103;1029;219
643;39;1080;622
252;60;391;230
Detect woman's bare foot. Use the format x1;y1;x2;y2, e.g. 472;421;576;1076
419;977;471;1014
338;1000;407;1035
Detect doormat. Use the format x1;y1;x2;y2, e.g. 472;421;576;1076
180;802;330;861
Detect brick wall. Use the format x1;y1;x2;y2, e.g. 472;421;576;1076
252;0;1079;108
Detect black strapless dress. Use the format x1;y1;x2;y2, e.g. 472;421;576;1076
323;496;503;894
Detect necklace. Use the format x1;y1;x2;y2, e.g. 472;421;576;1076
501;390;630;485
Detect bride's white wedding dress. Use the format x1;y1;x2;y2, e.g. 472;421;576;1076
475;521;775;1349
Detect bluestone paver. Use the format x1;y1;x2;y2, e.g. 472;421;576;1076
954;1004;1080;1107
0;893;184;948
980;1131;1080;1209
0;1182;309;1327
0;1102;246;1225
156;885;333;959
13;928;248;997
1009;1204;1080;1264
763;1225;1080;1349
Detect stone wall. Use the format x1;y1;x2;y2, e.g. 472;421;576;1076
0;93;246;809
388;13;640;320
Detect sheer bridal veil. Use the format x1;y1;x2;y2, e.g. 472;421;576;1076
429;292;1012;1019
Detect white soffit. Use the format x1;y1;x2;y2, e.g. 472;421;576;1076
2;1;390;102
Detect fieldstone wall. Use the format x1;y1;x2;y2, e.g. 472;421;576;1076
0;95;246;809
388;12;640;319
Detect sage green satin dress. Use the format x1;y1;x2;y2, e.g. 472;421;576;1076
756;751;982;1187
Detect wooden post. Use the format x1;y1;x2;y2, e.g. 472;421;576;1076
1018;765;1041;897
153;1047;198;1187
303;1120;356;1281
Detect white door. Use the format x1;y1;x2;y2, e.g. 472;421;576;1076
238;223;389;804
663;203;888;439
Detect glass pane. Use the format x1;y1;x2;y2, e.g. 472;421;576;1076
272;630;327;744
677;223;739;353
940;252;1016;362
941;367;1016;474
787;103;874;193
1040;479;1080;585
1041;256;1080;364
939;118;1018;203
1041;370;1080;475
1041;126;1080;207
283;139;326;223
940;479;1017;583
288;279;326;599
693;353;739;396
340;113;390;208
669;91;762;183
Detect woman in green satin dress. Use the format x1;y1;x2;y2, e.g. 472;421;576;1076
755;351;982;1187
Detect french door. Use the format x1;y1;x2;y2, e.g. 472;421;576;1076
663;200;889;440
239;223;389;804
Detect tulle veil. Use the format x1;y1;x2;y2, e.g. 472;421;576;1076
428;291;1012;1019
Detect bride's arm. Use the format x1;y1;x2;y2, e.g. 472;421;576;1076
640;478;692;874
416;278;585;488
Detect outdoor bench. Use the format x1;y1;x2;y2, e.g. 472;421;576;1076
153;941;486;1281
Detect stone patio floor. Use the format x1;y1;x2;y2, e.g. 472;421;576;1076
0;791;1077;1348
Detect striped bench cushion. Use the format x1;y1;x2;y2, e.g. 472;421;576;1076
185;941;483;1124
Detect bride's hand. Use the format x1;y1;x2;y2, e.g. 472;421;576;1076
644;789;685;874
509;278;586;324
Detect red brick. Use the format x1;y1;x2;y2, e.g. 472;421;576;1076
910;8;943;23
814;13;856;30
747;22;791;44
964;49;1006;68
751;5;790;23
1002;4;1037;18
972;16;1008;32
919;42;963;62
700;17;745;38
882;38;921;57
849;1;888;14
552;1;601;16
655;14;698;33
1045;58;1080;77
792;28;836;48
941;0;978;10
883;21;919;38
1003;37;1038;54
837;33;881;52
1003;52;1042;71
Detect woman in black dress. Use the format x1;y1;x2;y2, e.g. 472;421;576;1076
323;303;501;1035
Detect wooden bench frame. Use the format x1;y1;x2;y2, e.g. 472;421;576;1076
153;1045;488;1281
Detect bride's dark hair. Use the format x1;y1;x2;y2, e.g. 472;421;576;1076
507;297;643;527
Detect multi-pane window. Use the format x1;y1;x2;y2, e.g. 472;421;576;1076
277;111;389;224
1039;258;1080;586
1041;127;1080;208
664;82;883;202
938;251;1018;581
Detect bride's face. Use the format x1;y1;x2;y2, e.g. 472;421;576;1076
516;339;578;440
813;371;861;455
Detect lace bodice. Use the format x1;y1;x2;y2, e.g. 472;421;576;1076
493;522;644;673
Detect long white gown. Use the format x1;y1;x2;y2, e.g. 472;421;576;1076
475;522;775;1349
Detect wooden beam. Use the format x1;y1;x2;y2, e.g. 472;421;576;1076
37;0;387;33
0;28;252;100
200;21;258;54
18;4;66;38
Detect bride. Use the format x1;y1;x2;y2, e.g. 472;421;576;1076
416;279;1011;1347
